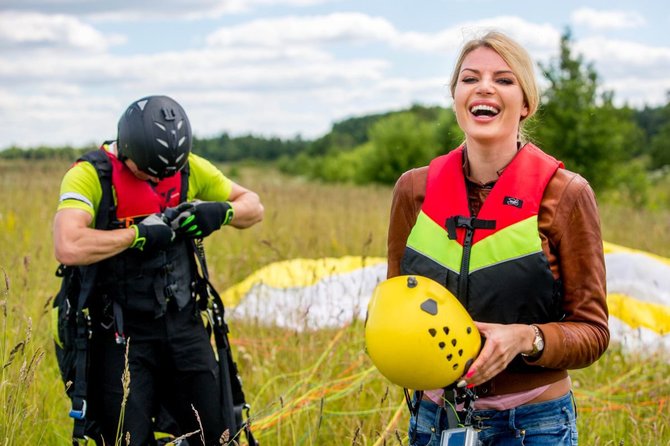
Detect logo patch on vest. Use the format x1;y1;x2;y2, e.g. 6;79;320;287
503;196;523;208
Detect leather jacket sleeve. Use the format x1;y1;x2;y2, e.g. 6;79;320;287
387;167;427;279
534;169;610;370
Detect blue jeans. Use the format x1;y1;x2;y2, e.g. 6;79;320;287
408;392;578;446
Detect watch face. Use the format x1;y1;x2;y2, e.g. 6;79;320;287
534;326;544;352
522;325;544;357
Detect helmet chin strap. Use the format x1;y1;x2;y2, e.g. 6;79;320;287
114;141;127;162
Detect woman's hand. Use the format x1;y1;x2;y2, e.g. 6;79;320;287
459;322;535;387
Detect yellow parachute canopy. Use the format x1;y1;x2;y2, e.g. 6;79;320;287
225;243;670;356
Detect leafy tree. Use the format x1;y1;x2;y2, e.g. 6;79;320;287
307;114;380;156
634;104;666;145
647;93;670;170
192;133;307;162
534;29;644;192
0;145;88;160
306;104;449;157
435;108;464;153
361;111;442;184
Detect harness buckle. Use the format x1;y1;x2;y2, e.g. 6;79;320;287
69;399;87;420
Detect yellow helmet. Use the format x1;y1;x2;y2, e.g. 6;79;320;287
365;275;481;390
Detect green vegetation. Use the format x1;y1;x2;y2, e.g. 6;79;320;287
1;160;669;445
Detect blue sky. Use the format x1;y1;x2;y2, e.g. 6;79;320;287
1;0;669;149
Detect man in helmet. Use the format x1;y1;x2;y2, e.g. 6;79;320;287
53;95;264;445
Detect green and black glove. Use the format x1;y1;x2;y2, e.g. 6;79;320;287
168;201;234;238
130;214;175;251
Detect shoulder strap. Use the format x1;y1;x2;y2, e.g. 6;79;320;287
191;239;258;446
78;148;114;230
179;160;190;202
67;148;114;443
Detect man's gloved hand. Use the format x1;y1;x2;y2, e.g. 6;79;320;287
167;201;234;238
130;214;175;251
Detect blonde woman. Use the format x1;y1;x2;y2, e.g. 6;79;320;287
386;31;609;445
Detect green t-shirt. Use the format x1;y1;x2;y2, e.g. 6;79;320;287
58;149;233;222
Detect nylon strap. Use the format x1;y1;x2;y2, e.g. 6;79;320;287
191;239;258;446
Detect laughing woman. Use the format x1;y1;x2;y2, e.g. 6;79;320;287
386;31;609;446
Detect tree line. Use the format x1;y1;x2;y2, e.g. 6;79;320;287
2;30;669;206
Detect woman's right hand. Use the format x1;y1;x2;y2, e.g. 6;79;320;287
458;322;534;387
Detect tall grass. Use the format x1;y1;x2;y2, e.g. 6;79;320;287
0;159;668;445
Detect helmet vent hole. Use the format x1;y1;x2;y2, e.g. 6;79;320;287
452;363;459;370
420;299;438;315
467;327;472;334
451;339;457;347
458;349;463;356
443;326;450;335
446;354;453;361
438;342;445;349
428;328;437;337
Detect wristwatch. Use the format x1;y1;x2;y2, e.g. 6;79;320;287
522;324;544;358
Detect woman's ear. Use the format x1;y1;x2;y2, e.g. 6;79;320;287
520;103;529;120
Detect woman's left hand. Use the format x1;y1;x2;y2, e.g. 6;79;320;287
460;322;532;387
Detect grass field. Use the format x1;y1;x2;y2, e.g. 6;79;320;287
0;159;668;445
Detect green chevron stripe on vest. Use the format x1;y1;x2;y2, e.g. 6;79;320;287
405;213;543;273
468;216;541;273
405;210;462;272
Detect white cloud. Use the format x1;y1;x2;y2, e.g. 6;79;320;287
575;37;670;106
0;8;666;149
1;0;334;21
205;12;561;60
603;77;670;107
406;16;560;61
575;37;670;76
0;89;119;148
0;11;125;52
206;13;398;48
571;7;646;30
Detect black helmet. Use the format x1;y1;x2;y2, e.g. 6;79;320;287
117;95;192;179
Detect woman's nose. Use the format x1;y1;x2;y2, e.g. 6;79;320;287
476;78;495;95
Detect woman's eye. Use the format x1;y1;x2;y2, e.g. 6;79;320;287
461;77;477;83
496;78;514;85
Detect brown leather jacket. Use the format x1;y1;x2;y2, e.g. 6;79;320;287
386;155;610;396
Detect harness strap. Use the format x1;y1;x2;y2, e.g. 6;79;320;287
443;387;462;429
112;301;126;345
70;265;98;442
67;149;113;443
455;386;478;426
191;239;258;446
406;387;463;443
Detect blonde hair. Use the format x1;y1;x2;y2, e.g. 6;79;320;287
449;31;539;139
